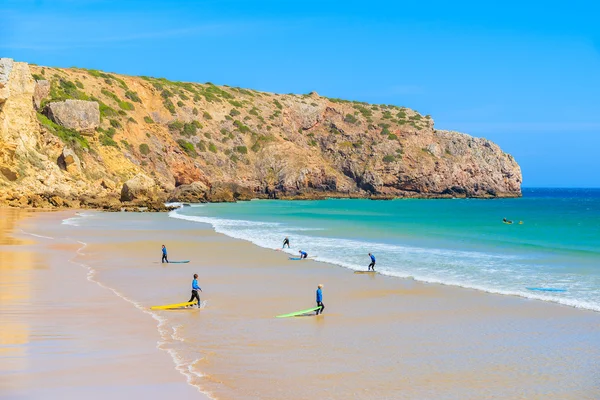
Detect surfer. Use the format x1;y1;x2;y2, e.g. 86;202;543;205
503;218;513;224
316;284;324;315
161;245;169;263
368;253;376;271
188;274;202;308
283;237;290;249
299;250;308;259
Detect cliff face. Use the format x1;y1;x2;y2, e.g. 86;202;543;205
0;59;521;209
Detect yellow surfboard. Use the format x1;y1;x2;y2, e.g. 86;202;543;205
150;301;197;310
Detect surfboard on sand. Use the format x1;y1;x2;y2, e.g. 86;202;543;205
526;287;567;292
151;301;197;310
276;307;321;318
354;271;377;274
288;257;303;261
168;260;190;264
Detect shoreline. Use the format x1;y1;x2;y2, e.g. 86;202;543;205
169;206;600;314
3;209;599;399
0;209;209;399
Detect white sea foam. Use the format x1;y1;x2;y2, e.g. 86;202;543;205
61;212;95;226
18;229;54;240
169;208;600;313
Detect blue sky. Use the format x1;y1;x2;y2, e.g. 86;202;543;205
2;0;599;187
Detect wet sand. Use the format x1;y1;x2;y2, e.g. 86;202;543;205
0;210;206;399
2;210;600;399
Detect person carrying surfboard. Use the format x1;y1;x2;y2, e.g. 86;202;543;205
283;237;290;248
161;245;169;263
188;274;202;308
368;253;376;271
316;284;324;315
299;250;308;259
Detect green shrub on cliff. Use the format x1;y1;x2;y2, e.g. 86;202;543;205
208;142;217;153
144;116;154;124
125;90;141;103
230;108;241;117
163;98;176;115
229;100;243;108
344;114;358;124
98;102;118;119
109;119;121;128
354;105;372;118
101;89;120;102
203;111;213;120
196;141;207;152
119;101;134;111
99;134;118;147
383;155;396;163
45;79;89;106
37;113;89;149
177;139;197;157
168;120;184;132
273;99;283;110
235;145;248;154
139;143;150;155
233;120;251;134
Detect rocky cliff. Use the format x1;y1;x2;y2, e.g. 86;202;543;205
0;58;521;209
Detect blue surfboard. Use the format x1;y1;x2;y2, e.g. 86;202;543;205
288;257;302;261
169;260;190;264
526;287;566;292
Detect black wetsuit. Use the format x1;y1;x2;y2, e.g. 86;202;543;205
316;288;324;315
283;238;290;248
368;254;376;271
161;249;168;263
188;290;200;305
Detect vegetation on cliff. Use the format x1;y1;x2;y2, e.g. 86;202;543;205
0;59;522;209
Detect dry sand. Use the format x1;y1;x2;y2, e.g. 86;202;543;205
2;209;599;400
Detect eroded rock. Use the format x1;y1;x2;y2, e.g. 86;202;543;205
168;181;209;203
57;147;81;174
33;80;50;109
46;99;100;132
120;173;156;202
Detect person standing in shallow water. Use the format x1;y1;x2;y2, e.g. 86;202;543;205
282;237;290;249
368;253;376;271
316;284;324;315
188;274;202;308
161;245;168;263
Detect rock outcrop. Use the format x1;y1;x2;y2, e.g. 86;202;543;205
45;99;100;132
0;57;522;210
120;174;156;202
57;147;81;174
33;80;50;109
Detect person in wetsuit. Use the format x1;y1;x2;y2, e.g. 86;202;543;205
188;274;202;308
283;237;290;248
368;253;376;271
299;250;308;259
161;245;169;263
316;284;324;315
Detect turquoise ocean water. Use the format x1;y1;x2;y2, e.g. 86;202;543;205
170;188;600;312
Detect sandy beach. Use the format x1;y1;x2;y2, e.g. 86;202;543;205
1;209;599;399
0;210;207;400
